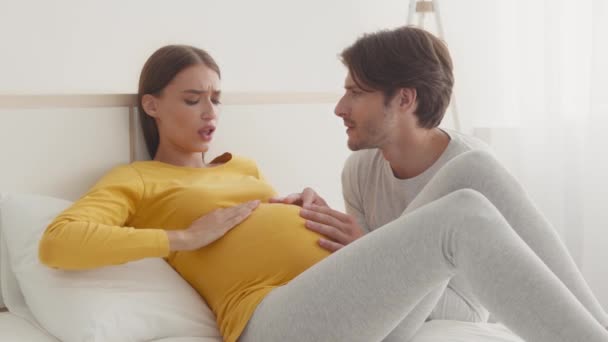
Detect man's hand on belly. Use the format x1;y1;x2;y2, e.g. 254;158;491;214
299;204;365;253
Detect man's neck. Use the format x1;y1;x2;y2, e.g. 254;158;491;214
380;127;450;180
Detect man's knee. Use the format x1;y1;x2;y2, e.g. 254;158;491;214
445;189;501;223
450;150;500;173
448;188;491;207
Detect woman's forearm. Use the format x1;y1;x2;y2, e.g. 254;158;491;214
39;220;170;270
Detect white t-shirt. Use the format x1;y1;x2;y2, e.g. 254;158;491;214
341;129;492;321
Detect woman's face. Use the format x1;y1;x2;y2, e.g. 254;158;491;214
144;63;221;154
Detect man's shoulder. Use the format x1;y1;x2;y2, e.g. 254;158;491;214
445;129;493;155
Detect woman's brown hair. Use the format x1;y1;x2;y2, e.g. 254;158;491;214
137;45;221;159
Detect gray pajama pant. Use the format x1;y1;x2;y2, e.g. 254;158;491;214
239;150;608;342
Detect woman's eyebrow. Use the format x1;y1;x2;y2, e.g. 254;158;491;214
182;89;207;94
182;89;221;95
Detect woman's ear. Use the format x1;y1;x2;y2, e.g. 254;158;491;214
141;94;159;118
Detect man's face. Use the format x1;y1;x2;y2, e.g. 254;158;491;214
334;72;398;151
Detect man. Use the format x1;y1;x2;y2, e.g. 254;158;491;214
272;26;490;323
270;26;608;333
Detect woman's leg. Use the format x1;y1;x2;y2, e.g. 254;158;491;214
402;150;608;327
239;190;608;342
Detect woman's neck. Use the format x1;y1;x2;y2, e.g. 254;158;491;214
153;144;206;168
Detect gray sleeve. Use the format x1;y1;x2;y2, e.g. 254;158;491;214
341;154;371;233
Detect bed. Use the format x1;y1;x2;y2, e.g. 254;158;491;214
0;311;522;342
0;93;524;341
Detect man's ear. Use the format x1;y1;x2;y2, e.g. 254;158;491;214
141;94;159;118
399;88;417;110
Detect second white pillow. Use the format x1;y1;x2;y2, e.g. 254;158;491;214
0;193;222;342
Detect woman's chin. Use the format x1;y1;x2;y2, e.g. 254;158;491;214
195;141;211;152
189;143;210;153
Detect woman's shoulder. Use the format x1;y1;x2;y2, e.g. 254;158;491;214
81;163;145;199
98;163;142;181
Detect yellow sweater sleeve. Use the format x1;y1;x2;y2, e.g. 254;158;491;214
38;165;170;270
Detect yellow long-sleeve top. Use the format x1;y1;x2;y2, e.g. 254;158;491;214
39;153;330;342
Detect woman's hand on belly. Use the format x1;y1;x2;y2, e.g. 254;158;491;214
166;200;260;251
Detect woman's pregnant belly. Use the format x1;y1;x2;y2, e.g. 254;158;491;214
169;203;331;318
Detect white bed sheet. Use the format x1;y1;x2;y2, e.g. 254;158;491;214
0;310;523;342
147;321;524;342
411;320;523;342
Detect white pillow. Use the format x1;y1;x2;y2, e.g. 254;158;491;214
0;193;222;342
1;196;39;324
0;311;58;342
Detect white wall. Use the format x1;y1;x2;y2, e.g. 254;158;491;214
582;0;608;310
0;0;414;94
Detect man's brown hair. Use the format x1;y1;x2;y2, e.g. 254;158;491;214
340;26;454;128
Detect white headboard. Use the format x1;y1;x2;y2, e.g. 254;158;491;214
0;92;350;207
